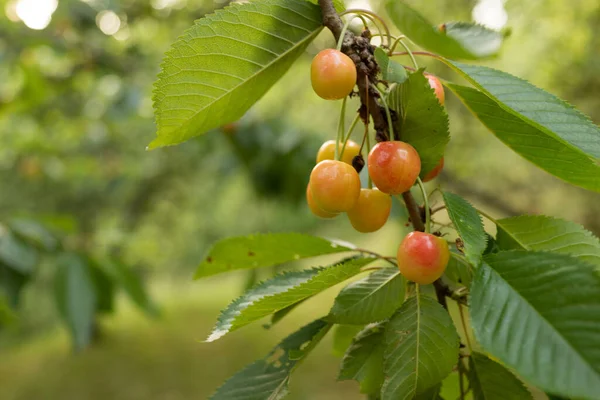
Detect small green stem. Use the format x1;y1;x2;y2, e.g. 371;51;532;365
335;96;348;160
340;112;361;159
339;8;392;48
416;177;430;233
390;40;419;69
475;208;498;225
370;84;395;141
336;17;353;51
458;303;473;352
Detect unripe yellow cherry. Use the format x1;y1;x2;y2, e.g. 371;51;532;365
346;188;392;233
309;160;361;212
306;185;338;219
397;232;450;284
311;49;357;100
316;140;361;166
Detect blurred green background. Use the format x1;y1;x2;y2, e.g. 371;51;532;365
0;0;598;398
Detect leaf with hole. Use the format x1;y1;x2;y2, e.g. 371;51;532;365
196;233;353;279
207;257;373;342
468;351;532;400
442;192;487;266
494;215;600;270
388;71;450;177
339;323;386;395
150;0;323;148
330;267;405;324
382;293;459;399
471;251;600;399
210;318;331;400
446;84;600;192
385;1;503;59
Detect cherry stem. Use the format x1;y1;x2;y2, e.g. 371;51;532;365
416;177;430;233
336;17;355;51
335;96;348;160
389;39;419;69
458;303;473;352
340;113;361;160
370;84;395;141
353;248;397;267
339;9;392;48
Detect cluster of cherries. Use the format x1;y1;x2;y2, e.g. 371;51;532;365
308;48;449;285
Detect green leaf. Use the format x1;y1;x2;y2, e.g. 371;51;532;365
211;318;331;400
442;192;487;266
445;84;600;192
196;233;353;279
0;230;38;274
150;0;323;148
98;258;158;317
382;293;460;399
471;251;600;399
0;265;29;308
388;71;450;177
385;2;503;59
330;268;406;324
415;383;443;400
375;48;408;84
468;352;532;400
440;61;600;162
207;257;373;342
495;215;600;270
339;323;386;395
268;300;305;328
332;324;364;357
9;219;58;251
445;252;472;287
89;261;115;314
54;253;97;351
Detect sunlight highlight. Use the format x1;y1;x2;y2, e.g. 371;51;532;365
472;0;508;30
13;0;58;30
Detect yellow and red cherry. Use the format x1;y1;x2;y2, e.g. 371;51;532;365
396;231;450;284
423;157;444;182
306;185;338;219
309;160;361;213
426;74;445;105
316;140;361;166
311;49;357;100
367;141;421;195
347;188;392;233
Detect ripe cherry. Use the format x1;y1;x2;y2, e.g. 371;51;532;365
346;188;392;233
426;74;445;105
306;185;338;219
311;49;357;100
316;140;361;166
423;157;444;182
309;160;361;212
396;231;450;284
367;141;421;195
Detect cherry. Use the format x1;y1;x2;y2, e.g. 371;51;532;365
347;188;392;233
367;141;421;195
309;160;361;212
316;139;361;166
396;231;450;284
426;74;445;105
423;157;444;182
311;49;357;100
306;185;338;219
